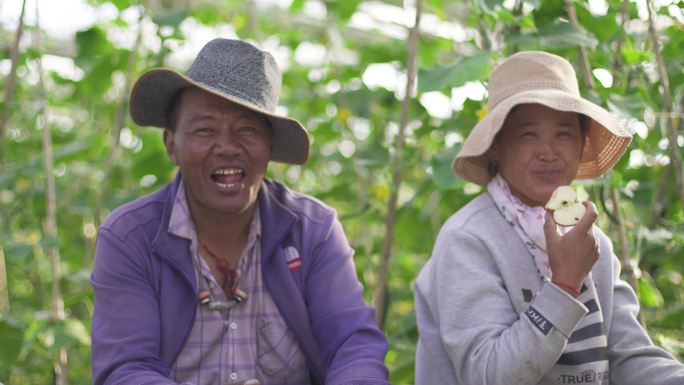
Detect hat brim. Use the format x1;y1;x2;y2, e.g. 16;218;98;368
130;69;310;165
452;89;632;186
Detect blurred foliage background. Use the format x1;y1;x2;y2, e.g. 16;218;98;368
1;0;683;384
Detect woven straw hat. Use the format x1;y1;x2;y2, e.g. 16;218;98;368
452;51;632;185
130;38;310;165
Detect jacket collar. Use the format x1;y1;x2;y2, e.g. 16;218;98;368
258;179;298;261
151;175;298;271
150;173;195;283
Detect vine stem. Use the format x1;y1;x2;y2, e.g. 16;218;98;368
563;0;640;300
373;0;422;329
646;0;684;211
0;0;27;162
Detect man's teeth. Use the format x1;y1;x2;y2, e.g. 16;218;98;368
213;168;242;175
215;181;240;188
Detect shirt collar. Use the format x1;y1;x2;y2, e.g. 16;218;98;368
168;179;262;242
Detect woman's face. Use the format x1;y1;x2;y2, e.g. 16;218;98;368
488;103;584;207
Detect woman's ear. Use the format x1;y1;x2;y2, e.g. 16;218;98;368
485;140;501;177
486;139;499;162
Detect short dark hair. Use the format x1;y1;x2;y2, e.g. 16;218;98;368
578;113;589;136
166;89;187;132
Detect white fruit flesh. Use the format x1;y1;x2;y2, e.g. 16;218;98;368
546;185;585;226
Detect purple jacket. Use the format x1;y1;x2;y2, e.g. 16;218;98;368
91;175;390;385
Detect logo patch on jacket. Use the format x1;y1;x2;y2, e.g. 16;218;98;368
284;246;302;271
525;306;553;335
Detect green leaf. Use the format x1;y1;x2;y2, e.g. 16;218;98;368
621;45;652;65
418;52;494;93
290;0;306;12
151;9;189;28
325;0;361;21
63;318;92;346
41;318;92;353
509;20;598;49
4;243;32;262
607;93;647;118
0;320;24;371
110;0;133;11
75;27;115;70
638;274;664;308
40;235;60;249
430;145;464;190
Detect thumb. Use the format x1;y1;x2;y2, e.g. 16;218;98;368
543;212;559;243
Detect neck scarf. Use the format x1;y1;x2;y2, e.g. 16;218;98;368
486;174;553;278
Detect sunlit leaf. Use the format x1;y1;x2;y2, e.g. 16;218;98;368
290;0;305;12
325;0;361;21
638;274;665;308
509;21;598;49
418;52;493;93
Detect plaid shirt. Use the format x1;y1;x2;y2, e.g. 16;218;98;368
168;182;310;385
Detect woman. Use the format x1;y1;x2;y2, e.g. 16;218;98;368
414;51;684;384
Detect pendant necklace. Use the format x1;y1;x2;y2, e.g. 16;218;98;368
197;244;248;310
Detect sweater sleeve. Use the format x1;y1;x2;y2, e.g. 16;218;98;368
606;255;684;385
305;211;390;385
91;228;186;385
416;227;588;385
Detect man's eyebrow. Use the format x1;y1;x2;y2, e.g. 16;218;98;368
187;114;216;124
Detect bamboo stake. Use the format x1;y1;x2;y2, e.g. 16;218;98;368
646;0;684;211
0;0;28;162
373;0;422;329
0;246;8;312
35;5;68;383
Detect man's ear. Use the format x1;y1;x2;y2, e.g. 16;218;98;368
163;129;178;165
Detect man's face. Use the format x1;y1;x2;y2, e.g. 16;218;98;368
164;87;272;220
487;103;584;207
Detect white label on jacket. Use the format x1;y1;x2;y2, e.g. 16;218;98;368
284;246;302;271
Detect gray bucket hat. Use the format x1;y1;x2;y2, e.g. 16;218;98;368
130;38;310;165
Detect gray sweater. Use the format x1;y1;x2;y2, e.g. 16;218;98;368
414;193;684;385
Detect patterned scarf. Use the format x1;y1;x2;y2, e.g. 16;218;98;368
487;174;610;384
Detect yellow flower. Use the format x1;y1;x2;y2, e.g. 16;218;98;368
336;107;351;123
16;179;30;192
375;184;389;201
476;105;488;121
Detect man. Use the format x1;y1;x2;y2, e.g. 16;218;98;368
91;38;389;385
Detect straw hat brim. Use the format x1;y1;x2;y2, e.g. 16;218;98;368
130;69;310;165
452;89;632;186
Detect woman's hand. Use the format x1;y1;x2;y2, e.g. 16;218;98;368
543;201;599;296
